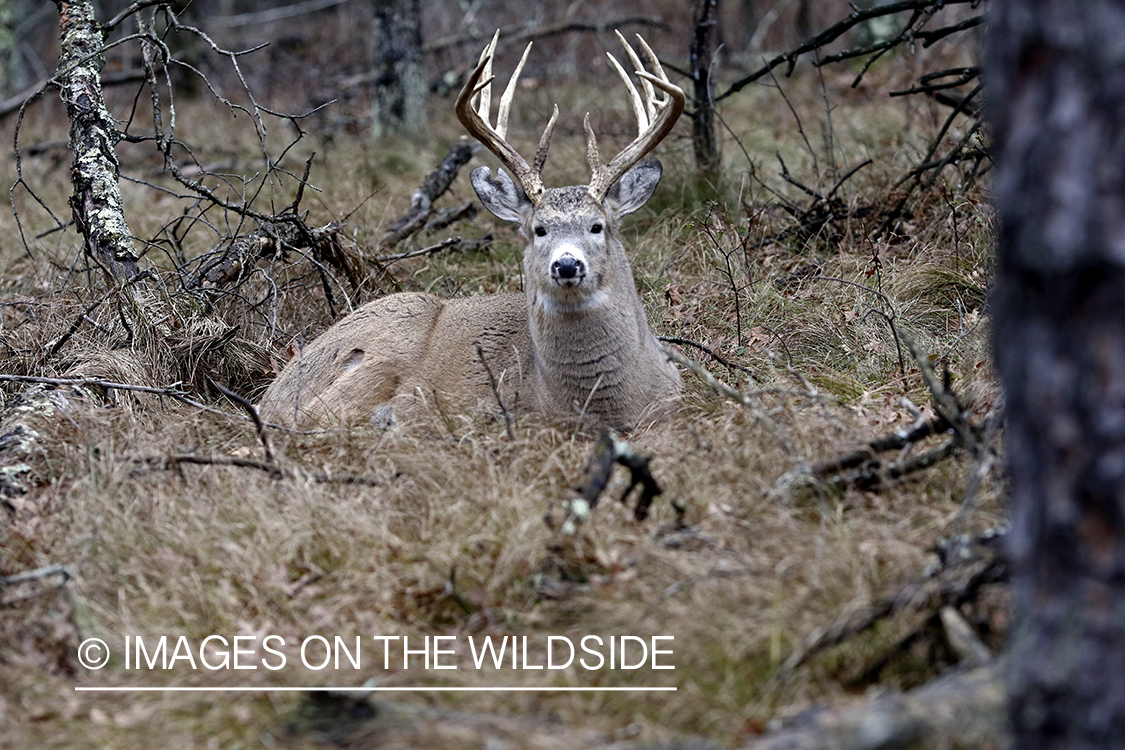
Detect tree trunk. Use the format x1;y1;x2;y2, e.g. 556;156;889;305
987;1;1125;747
690;0;721;186
371;0;426;139
55;0;139;281
0;0;26;98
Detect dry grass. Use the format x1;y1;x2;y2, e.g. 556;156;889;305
0;41;1002;750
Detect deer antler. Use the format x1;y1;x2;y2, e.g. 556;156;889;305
585;32;686;202
455;31;558;205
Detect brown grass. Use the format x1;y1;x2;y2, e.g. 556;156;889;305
0;37;1002;750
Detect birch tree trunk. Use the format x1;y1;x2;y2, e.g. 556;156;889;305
371;0;426;139
56;0;139;281
987;1;1125;746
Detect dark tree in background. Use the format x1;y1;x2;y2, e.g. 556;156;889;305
371;0;426;138
0;0;25;98
690;0;720;185
988;1;1125;746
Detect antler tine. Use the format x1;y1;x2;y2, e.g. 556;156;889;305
586;34;686;202
533;104;559;176
456;32;552;203
496;41;532;140
474;30;499;122
605;51;649;134
614;30;656;123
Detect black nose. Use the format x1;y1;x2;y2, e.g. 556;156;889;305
552;256;585;279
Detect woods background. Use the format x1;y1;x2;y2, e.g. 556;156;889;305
8;1;1106;749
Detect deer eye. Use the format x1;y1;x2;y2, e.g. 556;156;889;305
534;226;547;237
590;223;603;234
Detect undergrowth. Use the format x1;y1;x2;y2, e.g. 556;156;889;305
0;40;1002;750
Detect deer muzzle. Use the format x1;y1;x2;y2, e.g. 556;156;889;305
549;246;587;287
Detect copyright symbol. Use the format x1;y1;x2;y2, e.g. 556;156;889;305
78;638;110;669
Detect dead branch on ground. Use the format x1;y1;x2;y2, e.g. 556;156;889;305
552;431;664;535
379;141;475;248
780;526;1008;675
739;661;1006;750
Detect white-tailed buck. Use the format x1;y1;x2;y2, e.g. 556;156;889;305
258;32;685;428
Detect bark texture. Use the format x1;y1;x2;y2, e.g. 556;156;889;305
371;0;426;138
56;0;138;280
690;0;720;184
988;1;1125;746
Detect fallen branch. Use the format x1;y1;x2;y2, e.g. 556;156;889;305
193;218;348;290
740;661;1007;750
780;526;1008;674
380;141;474;248
376;235;492;265
133;454;394;487
555;431;664;534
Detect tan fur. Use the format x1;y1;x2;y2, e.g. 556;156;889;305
257;181;680;429
258;33;683;429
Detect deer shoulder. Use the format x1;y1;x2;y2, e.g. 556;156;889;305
258;31;684;429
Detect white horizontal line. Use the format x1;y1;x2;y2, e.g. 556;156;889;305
75;686;676;692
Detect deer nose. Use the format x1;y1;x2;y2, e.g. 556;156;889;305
551;255;585;281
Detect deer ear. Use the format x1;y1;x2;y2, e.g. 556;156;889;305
470;166;533;224
604;159;662;217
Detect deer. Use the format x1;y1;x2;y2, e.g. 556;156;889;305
257;31;685;429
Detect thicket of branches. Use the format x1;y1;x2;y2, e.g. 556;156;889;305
1;0;987;408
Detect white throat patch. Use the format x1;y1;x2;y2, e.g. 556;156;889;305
536;287;610;316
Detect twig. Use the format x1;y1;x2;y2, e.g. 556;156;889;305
133;454;392;487
376;235;492;264
475;344;516;444
211;380;274;463
808;415;949;478
715;0;979;102
0;563;74;588
664;346;790;450
658;336;757;381
0;373;187;397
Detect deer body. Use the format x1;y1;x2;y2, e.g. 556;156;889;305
257;32;684;428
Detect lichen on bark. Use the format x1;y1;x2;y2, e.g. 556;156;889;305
55;0;138;280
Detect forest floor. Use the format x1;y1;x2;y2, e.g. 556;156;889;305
0;46;1005;749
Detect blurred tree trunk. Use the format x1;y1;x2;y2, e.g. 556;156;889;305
0;0;24;98
371;0;426;138
988;1;1125;747
690;0;720;186
55;0;139;280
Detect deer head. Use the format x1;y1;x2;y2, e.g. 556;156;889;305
455;31;686;421
257;33;685;429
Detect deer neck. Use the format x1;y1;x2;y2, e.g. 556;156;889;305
525;261;660;414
